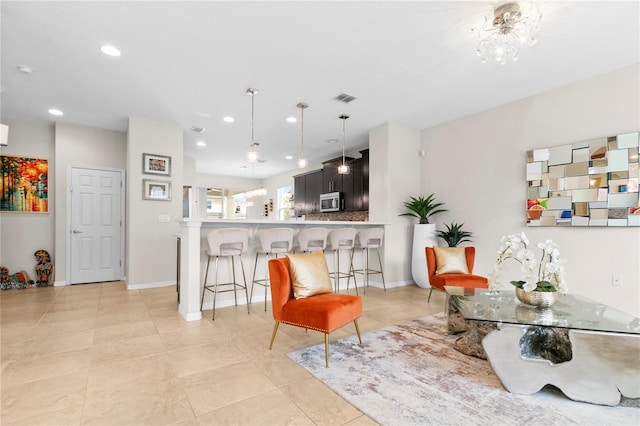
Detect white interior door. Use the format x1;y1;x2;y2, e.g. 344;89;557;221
70;167;124;284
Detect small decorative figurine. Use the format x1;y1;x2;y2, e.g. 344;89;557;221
34;249;54;287
0;266;33;290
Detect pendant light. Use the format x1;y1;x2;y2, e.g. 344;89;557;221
337;114;350;175
246;88;259;163
297;102;309;169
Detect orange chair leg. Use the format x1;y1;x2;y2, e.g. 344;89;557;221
269;321;280;349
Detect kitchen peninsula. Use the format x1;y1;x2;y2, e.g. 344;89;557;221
178;218;386;321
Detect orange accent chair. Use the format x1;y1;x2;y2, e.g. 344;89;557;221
425;246;488;303
267;257;363;367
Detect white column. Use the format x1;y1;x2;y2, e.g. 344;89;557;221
179;221;203;321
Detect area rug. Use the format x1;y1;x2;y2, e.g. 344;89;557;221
287;314;639;426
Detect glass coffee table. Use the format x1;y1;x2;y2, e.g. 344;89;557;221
445;287;640;406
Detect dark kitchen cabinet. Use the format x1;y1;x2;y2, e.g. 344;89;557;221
361;149;369;210
322;157;352;194
305;170;322;213
347;158;363;211
322;154;369;212
293;169;322;216
294;150;368;215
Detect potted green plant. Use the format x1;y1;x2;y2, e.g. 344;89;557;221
400;194;447;224
436;222;473;247
400;194;447;288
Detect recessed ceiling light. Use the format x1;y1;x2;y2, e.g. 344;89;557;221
285;155;293;160
196;141;207;147
286;117;297;123
17;65;33;74
101;45;121;57
48;108;64;116
223;116;235;123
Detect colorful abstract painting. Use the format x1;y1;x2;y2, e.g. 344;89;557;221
0;155;48;212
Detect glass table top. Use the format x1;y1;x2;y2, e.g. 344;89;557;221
445;287;640;335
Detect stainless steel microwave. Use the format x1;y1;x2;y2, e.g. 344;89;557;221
320;192;343;212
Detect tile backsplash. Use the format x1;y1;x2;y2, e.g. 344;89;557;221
305;210;369;222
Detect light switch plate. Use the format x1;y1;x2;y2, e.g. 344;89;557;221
159;214;171;223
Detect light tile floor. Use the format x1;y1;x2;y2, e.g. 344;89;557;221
0;281;444;425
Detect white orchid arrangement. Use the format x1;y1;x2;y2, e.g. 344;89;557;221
488;232;568;294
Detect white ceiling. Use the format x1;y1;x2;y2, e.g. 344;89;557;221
1;1;638;178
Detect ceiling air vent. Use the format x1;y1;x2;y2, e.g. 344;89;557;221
189;126;206;133
333;93;357;104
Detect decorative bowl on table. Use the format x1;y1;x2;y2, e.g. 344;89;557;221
516;287;558;308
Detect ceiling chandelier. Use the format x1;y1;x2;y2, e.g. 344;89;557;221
297;102;308;169
473;2;542;65
246;88;259;163
337;114;350;175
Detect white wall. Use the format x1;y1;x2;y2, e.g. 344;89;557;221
54;123;127;284
0;120;55;278
421;64;640;316
370;122;422;285
127;117;183;288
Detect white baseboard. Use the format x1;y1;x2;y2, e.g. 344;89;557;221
53;280;68;287
201;295;259;311
356;279;415;289
179;304;202;321
126;280;175;291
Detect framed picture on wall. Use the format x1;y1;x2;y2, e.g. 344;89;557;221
142;153;171;176
0;155;49;212
143;179;171;201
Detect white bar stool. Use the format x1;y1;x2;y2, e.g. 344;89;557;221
250;227;295;311
201;228;250;320
350;227;386;293
326;228;358;294
293;227;328;253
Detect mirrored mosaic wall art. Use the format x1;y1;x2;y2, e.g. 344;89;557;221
526;131;639;227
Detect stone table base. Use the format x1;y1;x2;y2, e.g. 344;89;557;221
447;294;497;359
483;324;640;406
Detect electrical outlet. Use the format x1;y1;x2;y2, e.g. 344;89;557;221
612;274;622;287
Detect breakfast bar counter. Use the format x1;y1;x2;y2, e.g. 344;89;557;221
177;219;386;321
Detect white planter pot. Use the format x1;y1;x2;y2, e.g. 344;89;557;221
411;223;438;288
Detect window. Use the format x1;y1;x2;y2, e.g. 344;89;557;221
277;185;294;220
